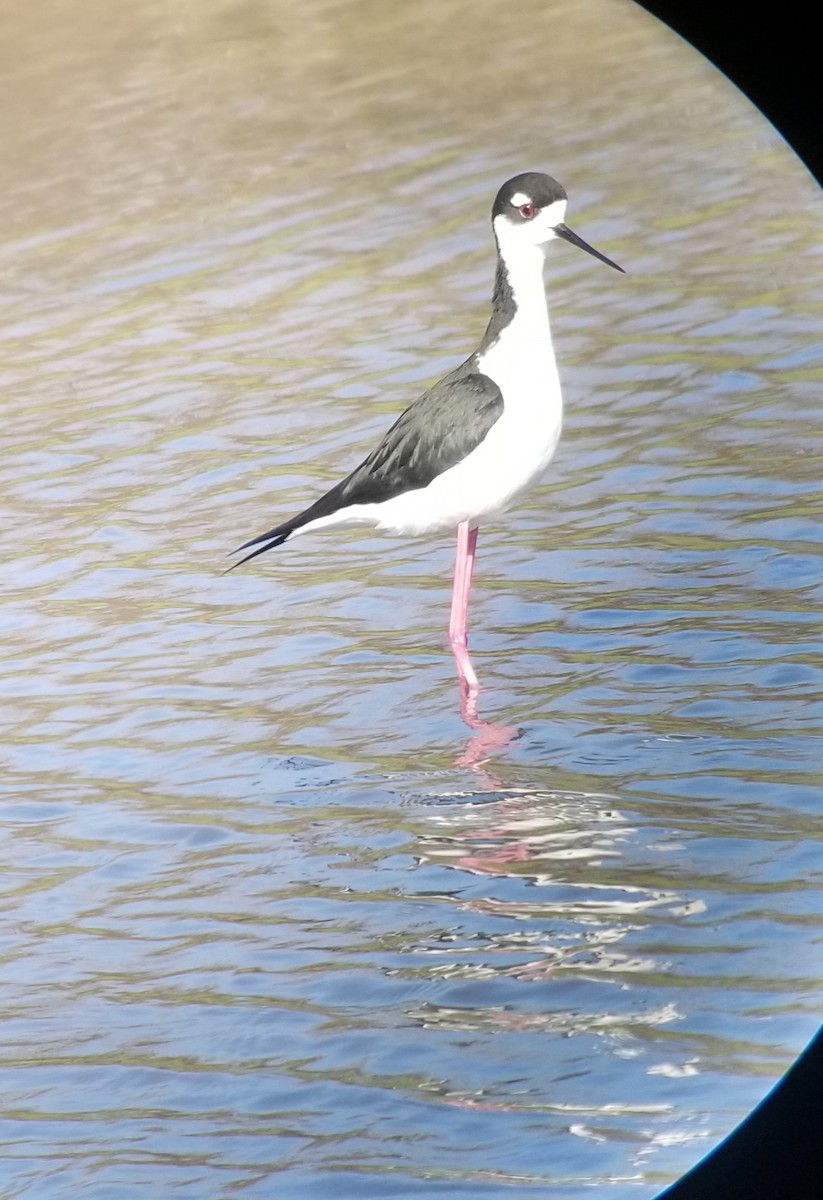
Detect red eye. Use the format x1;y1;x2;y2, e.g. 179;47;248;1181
518;203;536;219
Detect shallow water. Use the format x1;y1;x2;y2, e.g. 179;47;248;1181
1;0;822;1195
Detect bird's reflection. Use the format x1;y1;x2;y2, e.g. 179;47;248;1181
414;786;698;999
453;647;519;781
430;679;702;997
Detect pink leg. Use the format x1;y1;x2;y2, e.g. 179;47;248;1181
449;522;479;695
446;523;518;762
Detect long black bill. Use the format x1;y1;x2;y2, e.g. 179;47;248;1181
554;223;625;273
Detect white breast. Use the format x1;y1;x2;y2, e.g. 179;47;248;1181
310;329;563;538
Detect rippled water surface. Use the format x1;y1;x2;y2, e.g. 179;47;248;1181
1;0;822;1196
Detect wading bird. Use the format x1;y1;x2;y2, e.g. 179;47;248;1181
231;172;623;700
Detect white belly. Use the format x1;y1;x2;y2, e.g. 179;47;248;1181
292;297;563;539
369;397;561;534
375;321;565;532
299;340;562;537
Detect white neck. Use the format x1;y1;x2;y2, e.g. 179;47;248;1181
506;244;551;338
486;227;555;362
491;215;553;344
477;218;561;420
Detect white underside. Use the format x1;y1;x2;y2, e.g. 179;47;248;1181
292;226;564;540
294;403;562;538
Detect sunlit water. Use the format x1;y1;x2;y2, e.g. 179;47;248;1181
1;0;822;1196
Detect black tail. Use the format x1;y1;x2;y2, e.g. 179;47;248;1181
227;480;349;572
225;519;298;572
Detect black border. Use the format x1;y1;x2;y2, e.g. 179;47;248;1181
634;0;823;186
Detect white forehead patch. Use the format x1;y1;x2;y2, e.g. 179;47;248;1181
510;192;532;207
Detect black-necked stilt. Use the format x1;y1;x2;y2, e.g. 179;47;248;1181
232;172;623;697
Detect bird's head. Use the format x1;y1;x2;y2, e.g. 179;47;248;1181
492;172;624;273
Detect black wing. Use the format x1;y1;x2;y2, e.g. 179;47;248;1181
230;362;504;567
